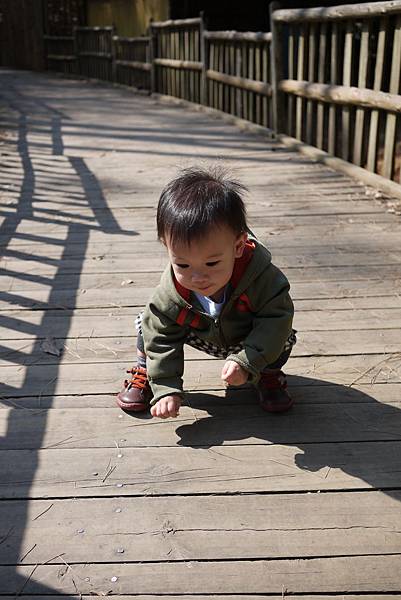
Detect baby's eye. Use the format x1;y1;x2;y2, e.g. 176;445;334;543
176;263;189;269
206;261;220;267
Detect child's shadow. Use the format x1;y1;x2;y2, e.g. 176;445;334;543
175;375;401;502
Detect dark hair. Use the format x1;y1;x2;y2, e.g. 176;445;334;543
157;166;248;245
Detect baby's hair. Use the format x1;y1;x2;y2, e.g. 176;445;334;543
157;166;248;246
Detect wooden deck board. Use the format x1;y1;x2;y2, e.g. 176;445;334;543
1;69;401;596
2;555;401;594
1;401;401;449
1;491;400;563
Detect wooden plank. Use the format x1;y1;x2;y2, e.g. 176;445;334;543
270;1;284;132
279;80;401;114
316;22;327;149
273;1;401;22
277;132;401;202
1;327;401;368
2;491;400;564
2;277;401;311
2;555;401;594
205;31;272;42
248;41;255;123
2;306;401;342
328;22;338;155
306;23;316;145
1;399;401;450
3;381;401;411
1;441;401;498
0;211;393;236
3;264;401;299
352;21;369;165
153;58;202;71
3;239;401;273
367;18;387;172
206;70;272;96
1;597;398;600
0;196;391;219
342;21;353;161
382;16;401;179
288;25;295;135
296;24;306;140
1;352;401;397
218;41;224;112
1;381;400;409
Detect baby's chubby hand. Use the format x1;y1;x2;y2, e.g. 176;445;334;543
150;394;182;419
221;360;248;386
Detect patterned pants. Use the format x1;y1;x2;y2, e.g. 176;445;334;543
135;313;296;370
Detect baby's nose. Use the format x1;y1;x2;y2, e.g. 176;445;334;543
192;271;207;282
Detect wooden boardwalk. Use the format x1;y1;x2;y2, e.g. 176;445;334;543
1;69;401;597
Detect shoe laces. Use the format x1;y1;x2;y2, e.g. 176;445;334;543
259;370;287;390
124;366;148;390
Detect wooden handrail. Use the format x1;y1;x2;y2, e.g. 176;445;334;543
44;35;74;41
279;79;401;113
115;60;151;71
273;0;401;22
207;70;272;96
151;17;201;28
153;58;202;70
113;36;150;43
204;31;272;42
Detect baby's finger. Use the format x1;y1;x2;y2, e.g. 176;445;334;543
167;398;179;417
221;362;230;378
156;401;169;419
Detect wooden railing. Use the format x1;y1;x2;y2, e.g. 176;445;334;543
44;35;76;75
205;31;272;127
113;35;151;90
75;26;114;81
272;1;401;184
43;2;401;191
151;17;203;103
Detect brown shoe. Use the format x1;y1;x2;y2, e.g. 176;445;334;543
257;370;294;413
117;366;152;412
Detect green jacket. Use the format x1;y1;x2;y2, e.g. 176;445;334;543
141;238;294;405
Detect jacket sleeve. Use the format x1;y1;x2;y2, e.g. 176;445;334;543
141;301;188;405
226;266;294;383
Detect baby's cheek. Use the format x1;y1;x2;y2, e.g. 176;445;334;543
173;270;186;286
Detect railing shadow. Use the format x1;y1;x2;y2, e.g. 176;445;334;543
0;72;136;594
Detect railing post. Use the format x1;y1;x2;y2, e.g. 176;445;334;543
148;19;156;94
111;26;117;83
73;26;80;76
199;11;207;106
269;1;285;134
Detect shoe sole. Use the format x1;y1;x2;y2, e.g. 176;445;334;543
116;396;149;412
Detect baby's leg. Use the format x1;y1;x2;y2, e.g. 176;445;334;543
257;332;297;413
116;316;152;411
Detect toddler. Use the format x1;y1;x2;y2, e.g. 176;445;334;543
117;166;296;418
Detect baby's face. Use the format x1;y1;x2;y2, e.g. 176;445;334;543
165;225;247;301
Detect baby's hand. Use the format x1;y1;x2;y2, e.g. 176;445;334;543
221;360;248;386
150;394;182;419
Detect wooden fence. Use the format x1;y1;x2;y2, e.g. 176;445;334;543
43;1;401;189
151;17;203;103
272;1;401;183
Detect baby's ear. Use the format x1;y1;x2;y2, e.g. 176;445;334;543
234;232;248;258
